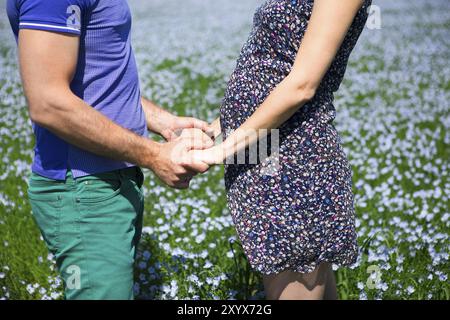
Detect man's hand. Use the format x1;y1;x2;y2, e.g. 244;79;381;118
160;115;213;142
145;129;213;189
141;97;213;142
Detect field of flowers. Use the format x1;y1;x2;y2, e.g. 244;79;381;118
0;0;449;300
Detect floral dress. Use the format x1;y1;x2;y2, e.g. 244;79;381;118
220;0;372;274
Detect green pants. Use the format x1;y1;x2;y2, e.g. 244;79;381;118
27;166;144;300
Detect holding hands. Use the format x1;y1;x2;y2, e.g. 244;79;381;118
149;127;213;189
141;98;224;189
186;117;224;167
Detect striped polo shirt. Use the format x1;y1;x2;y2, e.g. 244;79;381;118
6;0;148;180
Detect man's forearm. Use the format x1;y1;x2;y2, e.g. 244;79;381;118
33;89;160;169
141;97;175;135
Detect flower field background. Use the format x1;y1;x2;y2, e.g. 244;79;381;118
0;0;449;300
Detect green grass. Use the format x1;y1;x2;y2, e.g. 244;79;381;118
0;0;449;300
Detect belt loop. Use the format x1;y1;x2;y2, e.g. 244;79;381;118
136;166;144;189
118;168;125;181
65;167;75;185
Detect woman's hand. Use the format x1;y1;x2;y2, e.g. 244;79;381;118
189;145;225;166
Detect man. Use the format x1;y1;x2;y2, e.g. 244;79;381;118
6;0;212;299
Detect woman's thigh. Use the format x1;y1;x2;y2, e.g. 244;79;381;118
262;263;332;300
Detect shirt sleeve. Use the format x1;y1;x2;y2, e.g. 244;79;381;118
18;0;91;36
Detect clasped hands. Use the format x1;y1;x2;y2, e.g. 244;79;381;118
151;116;223;189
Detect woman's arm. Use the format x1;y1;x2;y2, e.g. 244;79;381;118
196;0;365;164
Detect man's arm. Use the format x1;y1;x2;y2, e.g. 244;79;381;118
19;29;209;188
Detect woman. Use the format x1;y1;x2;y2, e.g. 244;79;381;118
192;0;372;299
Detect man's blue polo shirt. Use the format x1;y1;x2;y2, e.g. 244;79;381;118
7;0;147;180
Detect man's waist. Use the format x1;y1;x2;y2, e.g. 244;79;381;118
31;117;147;181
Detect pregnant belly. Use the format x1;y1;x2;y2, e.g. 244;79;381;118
220;62;290;130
